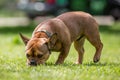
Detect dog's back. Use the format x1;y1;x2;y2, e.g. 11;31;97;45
56;11;98;41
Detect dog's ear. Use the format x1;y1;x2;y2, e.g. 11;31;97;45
47;33;57;49
19;33;30;45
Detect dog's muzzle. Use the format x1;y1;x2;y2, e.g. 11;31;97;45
29;59;37;66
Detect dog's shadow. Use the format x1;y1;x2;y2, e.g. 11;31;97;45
45;62;120;67
83;62;120;67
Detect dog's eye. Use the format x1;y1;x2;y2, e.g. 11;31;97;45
37;54;43;58
26;54;30;58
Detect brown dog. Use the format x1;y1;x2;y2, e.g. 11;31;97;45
20;11;103;66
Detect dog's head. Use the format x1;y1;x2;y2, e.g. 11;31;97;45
19;33;57;66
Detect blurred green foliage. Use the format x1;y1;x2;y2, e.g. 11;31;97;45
0;0;25;17
0;0;16;7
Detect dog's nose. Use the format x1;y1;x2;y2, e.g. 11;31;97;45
30;60;37;66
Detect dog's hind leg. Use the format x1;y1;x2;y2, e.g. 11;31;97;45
74;37;85;64
85;26;103;63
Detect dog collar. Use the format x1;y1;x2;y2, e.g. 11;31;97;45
36;30;52;38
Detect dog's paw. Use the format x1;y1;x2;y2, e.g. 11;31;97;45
93;58;100;63
55;61;63;65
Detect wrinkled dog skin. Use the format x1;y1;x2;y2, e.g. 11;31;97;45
20;11;103;66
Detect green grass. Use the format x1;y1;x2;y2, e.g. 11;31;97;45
0;9;25;17
0;23;120;80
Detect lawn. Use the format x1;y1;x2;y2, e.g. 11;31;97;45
0;22;120;80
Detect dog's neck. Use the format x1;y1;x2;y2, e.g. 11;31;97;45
32;30;53;53
33;30;52;39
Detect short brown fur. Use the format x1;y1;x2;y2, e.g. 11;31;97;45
20;11;103;66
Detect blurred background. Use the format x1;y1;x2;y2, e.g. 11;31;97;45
0;0;120;26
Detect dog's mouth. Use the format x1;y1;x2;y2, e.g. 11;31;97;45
27;59;46;66
27;62;45;66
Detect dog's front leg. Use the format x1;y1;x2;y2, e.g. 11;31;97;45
55;44;71;65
